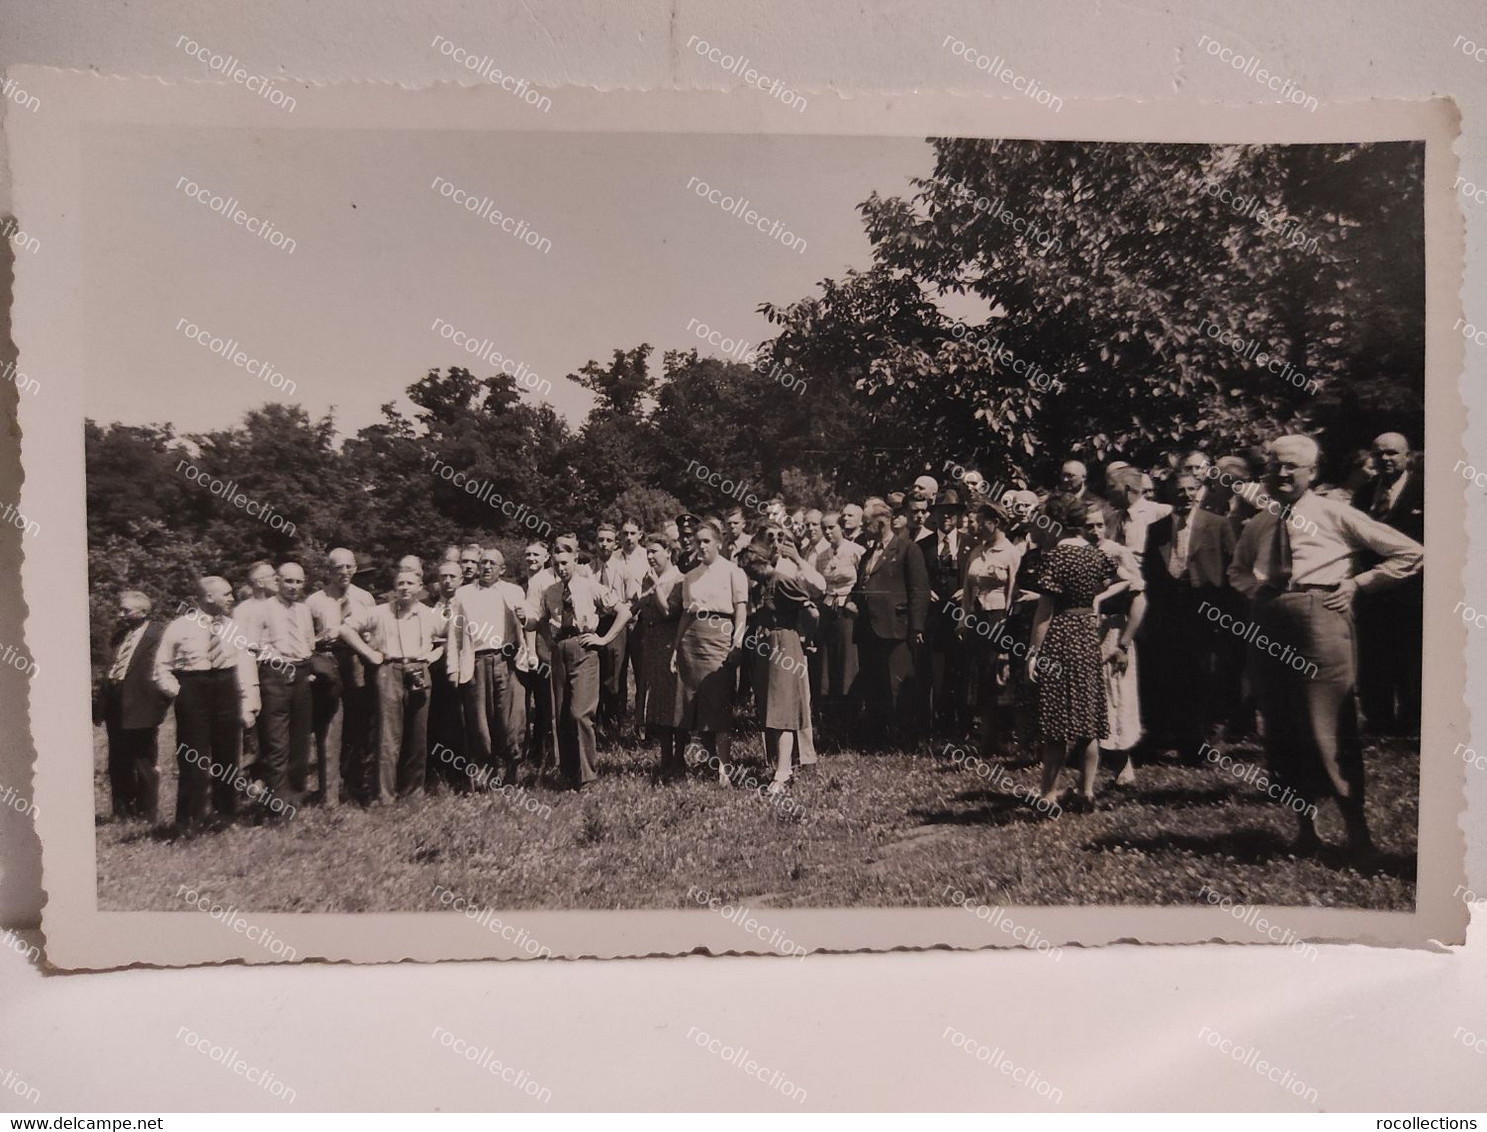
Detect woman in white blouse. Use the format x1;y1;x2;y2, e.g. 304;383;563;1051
960;503;1023;760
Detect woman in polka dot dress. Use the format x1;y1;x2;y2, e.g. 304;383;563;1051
1026;493;1124;813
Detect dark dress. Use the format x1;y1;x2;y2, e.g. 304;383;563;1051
749;574;811;731
1034;541;1116;742
638;573;683;728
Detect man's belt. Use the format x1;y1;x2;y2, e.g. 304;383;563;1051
175;667;236;678
1279;582;1339;594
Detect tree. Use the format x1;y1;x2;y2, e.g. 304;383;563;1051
761;138;1424;484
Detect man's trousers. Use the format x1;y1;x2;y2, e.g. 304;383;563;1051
598;624;630;729
172;669;242;832
853;623;915;748
106;724;160;822
375;662;430;799
462;651;524;787
258;661;312;810
427;662;467;790
1251;590;1364;807
310;645;374;805
550;637;600;785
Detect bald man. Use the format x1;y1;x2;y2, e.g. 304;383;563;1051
153;577;260;836
340;569;443;800
1350;432;1425;734
244;562;316;817
1230;434;1423;857
306;548;378;805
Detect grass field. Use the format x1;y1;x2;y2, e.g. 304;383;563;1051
94;714;1418;914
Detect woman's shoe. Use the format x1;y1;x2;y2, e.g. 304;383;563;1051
766;776;793;797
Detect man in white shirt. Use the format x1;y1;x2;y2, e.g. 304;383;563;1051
1228;434;1423;857
244;562;317;817
1104;468;1172;565
153;577;260;836
595;521;640;734
231;561;278;788
607;518;650;730
450;546;529;789
341;569;444;800
533;547;630;790
521;542;558;779
306;547;378;805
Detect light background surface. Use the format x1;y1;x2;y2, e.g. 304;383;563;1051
1;0;1485;1112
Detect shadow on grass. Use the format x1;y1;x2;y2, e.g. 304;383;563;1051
911;789;1050;829
1117;785;1235;808
1087;827;1418;880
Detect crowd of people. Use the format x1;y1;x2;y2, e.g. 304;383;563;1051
93;429;1424;859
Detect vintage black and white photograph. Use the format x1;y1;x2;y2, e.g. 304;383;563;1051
11;79;1465;966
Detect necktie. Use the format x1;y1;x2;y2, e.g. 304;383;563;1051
939;537;952;570
1169;514;1188;579
561;582;577;633
1269;516;1293;591
110;625;141;681
208;615;228;669
1373;479;1391;519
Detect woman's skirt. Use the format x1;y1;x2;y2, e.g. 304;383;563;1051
676;616;735;732
1098;613;1141;752
641;619;681;728
1035;609;1109;742
750;625;810;731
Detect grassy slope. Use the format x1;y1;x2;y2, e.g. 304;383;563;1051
95;716;1418;913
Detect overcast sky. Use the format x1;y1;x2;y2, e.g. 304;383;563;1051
83;126;943;437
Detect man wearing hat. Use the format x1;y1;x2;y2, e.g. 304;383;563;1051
675;512;702;573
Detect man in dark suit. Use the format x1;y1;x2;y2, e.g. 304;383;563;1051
852;498;929;749
1351;432;1425;734
1058;460;1106;512
921;490;968;732
93;590;171;822
1140;472;1237;762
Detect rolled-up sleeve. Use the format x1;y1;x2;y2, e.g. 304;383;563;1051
1339;506;1424;592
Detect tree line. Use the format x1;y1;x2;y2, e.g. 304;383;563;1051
87;137;1423;664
